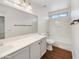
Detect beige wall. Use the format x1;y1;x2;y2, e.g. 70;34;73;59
32;5;49;33
71;0;79;59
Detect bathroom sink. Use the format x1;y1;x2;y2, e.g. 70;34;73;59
0;45;13;53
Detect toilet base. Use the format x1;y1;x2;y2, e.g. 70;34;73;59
47;44;53;51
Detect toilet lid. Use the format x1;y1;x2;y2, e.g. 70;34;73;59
47;39;54;44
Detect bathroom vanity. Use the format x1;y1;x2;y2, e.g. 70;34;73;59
0;33;47;59
0;1;46;59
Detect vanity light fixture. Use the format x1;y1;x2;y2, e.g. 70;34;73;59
5;0;21;5
22;0;32;10
27;3;32;10
5;0;32;10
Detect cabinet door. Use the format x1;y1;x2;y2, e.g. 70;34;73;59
6;47;29;59
40;37;47;57
30;41;41;59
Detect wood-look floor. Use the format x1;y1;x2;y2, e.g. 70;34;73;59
41;46;72;59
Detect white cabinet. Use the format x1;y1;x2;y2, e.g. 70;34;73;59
2;37;47;59
30;40;41;59
40;38;46;57
30;37;47;59
5;47;29;59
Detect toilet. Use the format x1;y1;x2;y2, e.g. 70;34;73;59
39;33;55;51
47;39;54;51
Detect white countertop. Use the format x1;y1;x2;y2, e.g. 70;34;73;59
0;33;46;58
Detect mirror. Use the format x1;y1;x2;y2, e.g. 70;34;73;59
0;16;5;39
0;3;38;39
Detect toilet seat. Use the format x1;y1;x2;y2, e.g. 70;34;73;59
47;39;54;44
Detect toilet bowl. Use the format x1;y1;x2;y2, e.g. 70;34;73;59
47;39;54;51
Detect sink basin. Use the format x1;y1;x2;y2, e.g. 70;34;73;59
0;45;13;53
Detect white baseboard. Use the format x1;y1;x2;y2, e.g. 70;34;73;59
53;41;72;51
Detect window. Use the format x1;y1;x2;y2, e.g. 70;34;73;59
50;12;68;19
59;13;68;17
52;15;59;19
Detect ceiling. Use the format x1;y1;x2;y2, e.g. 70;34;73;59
25;0;49;7
7;0;69;12
48;0;70;12
28;0;69;12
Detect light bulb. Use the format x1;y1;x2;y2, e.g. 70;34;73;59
27;5;32;10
